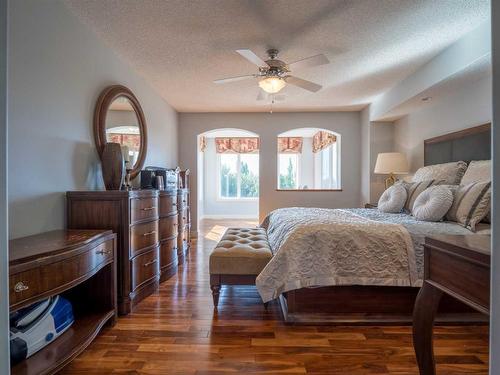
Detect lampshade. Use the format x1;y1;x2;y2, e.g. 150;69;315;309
258;77;286;94
374;152;409;174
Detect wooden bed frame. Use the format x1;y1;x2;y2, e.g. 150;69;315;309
278;123;491;324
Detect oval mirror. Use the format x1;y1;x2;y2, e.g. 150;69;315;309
94;85;147;179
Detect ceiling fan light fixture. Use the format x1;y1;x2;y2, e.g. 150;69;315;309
258;76;286;94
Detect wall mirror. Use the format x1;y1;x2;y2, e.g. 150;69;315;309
94;85;147;179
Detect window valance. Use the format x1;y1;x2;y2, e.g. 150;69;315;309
199;136;207;152
215;137;259;154
313;131;336;153
277;137;303;154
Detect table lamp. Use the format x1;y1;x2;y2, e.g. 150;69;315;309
374;152;409;189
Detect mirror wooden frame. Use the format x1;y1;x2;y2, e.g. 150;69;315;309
94;85;147;179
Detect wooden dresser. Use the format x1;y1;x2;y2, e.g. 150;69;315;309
67;190;161;315
159;189;179;281
9;229;116;375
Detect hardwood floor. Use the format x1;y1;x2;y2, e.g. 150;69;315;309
61;219;489;374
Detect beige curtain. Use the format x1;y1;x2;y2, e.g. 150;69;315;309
215;137;260;153
312;131;336;153
277;137;303;153
199;136;207;152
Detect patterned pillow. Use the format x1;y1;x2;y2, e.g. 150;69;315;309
412;161;467;185
399;180;444;213
446;181;492;231
412;186;454;222
461;160;491;185
460;160;491;223
378;184;407;213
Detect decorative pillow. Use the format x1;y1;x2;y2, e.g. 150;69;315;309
460;160;491;223
412;186;454;222
378;184;407;213
399;179;444;213
412;161;467;185
446;181;492;231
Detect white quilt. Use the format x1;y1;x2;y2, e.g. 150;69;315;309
256;207;419;303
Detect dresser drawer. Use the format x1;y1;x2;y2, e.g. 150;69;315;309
159;215;178;240
132;246;160;290
177;192;188;208
131;197;159;224
160;238;177;270
10;239;114;308
159;194;177;216
131;220;159;256
179;207;189;228
177;226;189;249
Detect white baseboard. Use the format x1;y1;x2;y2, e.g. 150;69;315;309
200;214;259;220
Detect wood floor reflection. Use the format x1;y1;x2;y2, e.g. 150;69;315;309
61;219;489;374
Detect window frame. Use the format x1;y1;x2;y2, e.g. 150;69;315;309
216;152;259;201
277;153;300;190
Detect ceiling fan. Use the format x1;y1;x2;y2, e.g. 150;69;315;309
214;49;329;98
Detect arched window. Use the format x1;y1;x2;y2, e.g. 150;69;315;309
277;128;341;190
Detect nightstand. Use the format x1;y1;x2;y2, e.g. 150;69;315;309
412;235;490;375
364;203;378;209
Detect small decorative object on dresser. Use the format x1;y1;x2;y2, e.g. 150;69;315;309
67;190;161;315
101;142;125;190
412;235;490;375
9;230;117;375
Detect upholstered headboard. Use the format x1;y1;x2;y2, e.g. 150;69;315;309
424;123;491;166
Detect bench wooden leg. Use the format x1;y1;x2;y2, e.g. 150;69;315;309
210;284;221;308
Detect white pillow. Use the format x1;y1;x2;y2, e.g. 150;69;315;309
461;160;491;185
378;185;407;213
412;185;454;222
412;161;467;185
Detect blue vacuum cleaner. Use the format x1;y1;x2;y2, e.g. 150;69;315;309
10;296;74;364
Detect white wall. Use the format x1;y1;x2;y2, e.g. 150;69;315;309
8;0;178;239
394;76;492;172
0;0;8;370
202;138;259;218
370;122;395;202
179;112;361;231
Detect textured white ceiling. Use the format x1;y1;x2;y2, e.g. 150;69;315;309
64;0;489;112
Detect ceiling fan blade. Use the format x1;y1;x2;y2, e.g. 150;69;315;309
285;76;322;92
288;54;330;71
214;75;256;84
256;90;268;101
236;49;267;67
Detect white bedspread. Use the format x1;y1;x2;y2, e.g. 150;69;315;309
256;207;418;303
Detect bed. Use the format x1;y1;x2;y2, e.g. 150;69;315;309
257;123;491;324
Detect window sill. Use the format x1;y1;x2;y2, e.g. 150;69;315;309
275;189;343;192
216;198;259;202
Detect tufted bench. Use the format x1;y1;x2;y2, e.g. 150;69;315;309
209;227;272;308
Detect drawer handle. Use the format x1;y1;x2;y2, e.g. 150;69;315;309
172;203;177;206
96;249;111;255
141;206;156;211
143;259;158;267
14;282;29;293
182;200;186;203
142;230;157;237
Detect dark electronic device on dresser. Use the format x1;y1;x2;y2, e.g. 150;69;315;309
141;167;179;190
